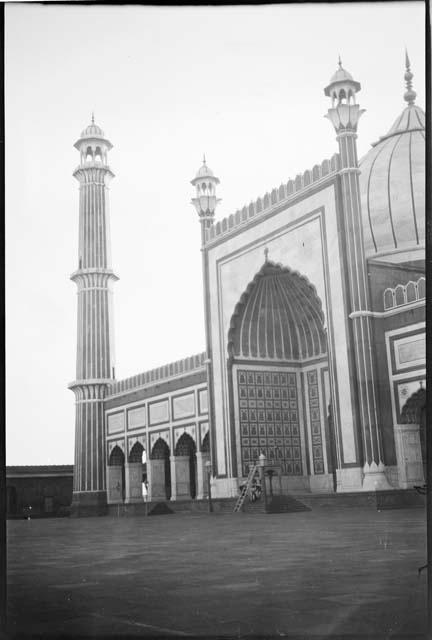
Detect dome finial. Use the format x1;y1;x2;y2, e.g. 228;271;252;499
203;153;206;165
338;54;342;68
404;49;416;105
91;111;95;124
264;246;269;263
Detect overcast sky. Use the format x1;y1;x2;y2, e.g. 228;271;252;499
5;2;425;465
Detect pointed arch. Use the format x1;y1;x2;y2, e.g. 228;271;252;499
175;433;196;456
401;387;426;424
108;445;125;466
129;441;145;463
227;260;327;361
151;437;170;459
201;431;210;454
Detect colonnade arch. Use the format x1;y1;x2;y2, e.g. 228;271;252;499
397;387;427;486
107;445;125;504
106;431;212;504
149;438;171;501
174;433;197;499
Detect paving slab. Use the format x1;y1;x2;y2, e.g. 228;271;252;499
6;507;428;639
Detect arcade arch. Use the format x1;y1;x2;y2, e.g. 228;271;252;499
107;445;125;504
400;387;426;482
174;433;197;499
149;438;171;501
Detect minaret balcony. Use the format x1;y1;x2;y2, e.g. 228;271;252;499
68;378;114;389
70;267;119;284
73;164;115;181
326;104;365;132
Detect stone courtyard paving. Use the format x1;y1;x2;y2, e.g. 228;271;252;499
6;506;427;639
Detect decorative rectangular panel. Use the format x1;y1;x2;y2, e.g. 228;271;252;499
307;369;324;474
237;369;303;477
394;334;425;370
127;406;146;430
107;412;124;435
198;389;208;414
149;399;169;426
172;393;195;420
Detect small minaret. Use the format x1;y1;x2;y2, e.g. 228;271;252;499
191;156;221;246
324;60;390;490
69;116;119;514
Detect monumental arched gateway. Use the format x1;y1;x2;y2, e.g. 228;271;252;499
227;260;334;492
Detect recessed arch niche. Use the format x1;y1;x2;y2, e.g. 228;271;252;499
227;259;333;485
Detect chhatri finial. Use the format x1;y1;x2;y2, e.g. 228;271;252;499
404;49;416;105
338;54;342;68
264;246;269;263
202;153;206;165
91;112;95;124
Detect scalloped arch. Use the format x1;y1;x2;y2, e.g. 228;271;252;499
227;260;327;361
401;387;425;424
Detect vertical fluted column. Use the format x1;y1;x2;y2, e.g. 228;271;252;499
69;145;118;513
338;131;382;463
327;102;391;490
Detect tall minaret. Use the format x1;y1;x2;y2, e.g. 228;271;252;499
191;157;220;476
69;116;118;515
324;60;390;490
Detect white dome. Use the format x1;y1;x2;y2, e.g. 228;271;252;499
330;66;354;84
195;163;214;178
80;122;105;138
359;103;425;262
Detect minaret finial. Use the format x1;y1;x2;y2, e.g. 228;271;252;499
91;112;95;124
264;246;269;263
403;49;416;105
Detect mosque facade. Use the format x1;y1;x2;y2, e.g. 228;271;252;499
69;57;426;515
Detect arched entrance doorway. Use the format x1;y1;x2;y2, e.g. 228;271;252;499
202;432;210;455
399;387;426;485
174;433;197;499
125;441;146;504
107;445;125;504
227;258;335;493
149;438;171;501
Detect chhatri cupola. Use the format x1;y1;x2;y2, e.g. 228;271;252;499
74;114;113;166
191;156;221;221
359;52;425;263
324;56;361;106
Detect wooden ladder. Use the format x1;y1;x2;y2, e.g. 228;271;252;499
233;463;259;513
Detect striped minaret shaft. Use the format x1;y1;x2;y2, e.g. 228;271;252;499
69;119;118;510
325;62;385;471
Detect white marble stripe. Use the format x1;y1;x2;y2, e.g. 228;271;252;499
340;161;368;459
91;402;94;491
344;169;373;436
347;166;380;455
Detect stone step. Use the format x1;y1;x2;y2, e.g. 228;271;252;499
267;495;310;513
106;488;426;518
